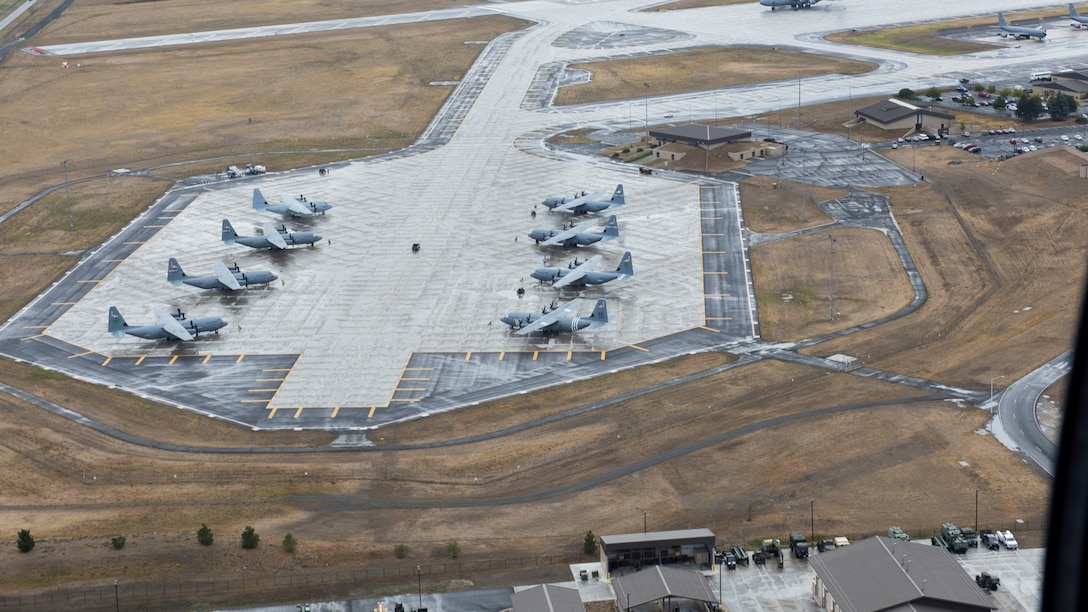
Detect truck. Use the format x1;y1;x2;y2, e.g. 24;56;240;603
816;539;837;553
761;538;781;558
997;530;1019;550
225;163;266;178
980;530;1000;550
833;536;850;548
789;532;809;559
960;527;979;548
976;572;1001;591
731;545;749;566
888;526;910;541
940;522;969;554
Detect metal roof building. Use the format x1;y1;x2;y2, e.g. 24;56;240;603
854;98;955;135
511;584;586;612
648;125;751;148
612;564;718;611
809;536;998;612
598;528;715;575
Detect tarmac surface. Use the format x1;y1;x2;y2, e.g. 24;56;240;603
3;0;1086;433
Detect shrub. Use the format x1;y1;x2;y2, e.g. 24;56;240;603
621;147;630;154
282;533;297;553
583;531;598;555
197;524;214;546
394;543;410;558
111;535;126;550
241;526;259;549
446;541;461;559
16;529;34;553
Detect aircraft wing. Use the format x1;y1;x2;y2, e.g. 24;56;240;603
551;188;608;212
263;224;289;249
282;195;314;217
515;299;582;336
552;255;602;289
152;307;194;341
541;219;597;246
212;261;242;290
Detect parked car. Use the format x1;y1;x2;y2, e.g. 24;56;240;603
1062;135;1070;141
723;551;737;570
817;539;837;553
997;530;1019;550
981;532;1001;550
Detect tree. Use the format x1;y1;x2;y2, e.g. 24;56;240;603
16;529;34;553
987;84;997;94
282;533;297;553
394;543;409;558
993;96;1007;110
924;86;942;99
111;535;126;550
197;523;214;546
583;531;598;556
446;541;461;559
1015;93;1044;121
973;83;985;93
1049;92;1071;120
896;88;916;100
999;87;1014;98
241;526;260;549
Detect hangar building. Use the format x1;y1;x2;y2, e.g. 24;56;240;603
854;98;955;137
598;528;716;576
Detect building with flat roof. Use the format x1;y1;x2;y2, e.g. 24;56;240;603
598;528;715;575
854;98;955;136
648;125;751;148
810;536;997;612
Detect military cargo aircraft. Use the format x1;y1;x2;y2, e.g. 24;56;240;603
760;0;822;9
108;306;226;341
531;252;634;289
221;219;321;250
528;215;620;246
501;298;608;336
542;184;625;214
167;258;277;290
998;12;1047;39
1069;4;1088;28
252;188;332;217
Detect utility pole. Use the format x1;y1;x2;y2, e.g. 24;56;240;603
62;160;73;231
416;565;422;611
247;117;253;165
643;83;650;143
975;488;980;537
643;510;647;534
114;580;119;612
829;234;836;323
797;77;802;130
800;147;806;222
810;499;815;545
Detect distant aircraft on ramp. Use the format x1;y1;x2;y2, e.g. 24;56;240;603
108;306;226;341
167;258;277;290
528;215;620;246
531;252;634;289
252;188;332;217
542;185;625;214
501;298;608;336
221;219;321;250
998;12;1047;39
760;0;823;10
1069;4;1088;28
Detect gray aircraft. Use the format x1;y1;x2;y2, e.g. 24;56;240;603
760;0;822;9
531;252;634;289
252;188;332;217
501;297;608;336
529;215;620;246
1070;4;1088;28
167;258;277;290
221;219;321;250
108;306;226;341
542;184;625;214
998;12;1047;39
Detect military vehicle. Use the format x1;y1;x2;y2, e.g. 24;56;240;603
960;526;979;548
888;526;910;541
976;572;1001;591
752;550;766;565
816;539;837;553
934;522;969;554
723;551;737;570
761;538;781;558
980;530;1001;550
789;532;809;559
730;545;749;566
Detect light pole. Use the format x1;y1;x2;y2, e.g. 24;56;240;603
990;375;1005;411
829;234;836;323
643;83;650;142
800;147;806;222
643;510;647;534
114;579;119;612
62;160;73;231
247;117;254;165
627;592;631;612
797;77;802;130
975;488;980;537
416;565;422;611
810;499;815;545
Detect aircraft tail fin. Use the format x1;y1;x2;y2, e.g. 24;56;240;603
611;184;625;206
998;12;1007;27
1072;4;1079;19
221;219;237;244
252;188;267;212
616;251;634;277
167;258;185;286
588;298;608;327
602;215;620;239
108;306;128;338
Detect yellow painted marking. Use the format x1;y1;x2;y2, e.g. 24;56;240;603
256;378;285;382
135;356;146;365
22;325;48;329
532;351;539;361
703;271;729;275
698;326;721;333
566;351;573;360
332;406;340;418
67;350;93;358
160;209;183;213
396;387;426;392
21;334;45;341
76;279;102;283
249;389;279;393
102;357;112;366
705;317;734;321
267;407;279;417
600;351;607;360
627;344;650;352
236;355;245;364
168;355;178;365
465;352;472;361
50;302;77;306
702;233;724;237
202;355;211;365
143;225;167;229
390;398;421;403
368;406;377;418
399;377;429;381
294;407;304;419
122;241;145;245
243;399;271;404
102;259;125;263
499;351;505;360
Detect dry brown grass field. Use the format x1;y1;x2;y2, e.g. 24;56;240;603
739;178;841;234
0;3;1068;609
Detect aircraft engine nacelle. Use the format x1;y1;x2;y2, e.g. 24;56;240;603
1074;22;1086;29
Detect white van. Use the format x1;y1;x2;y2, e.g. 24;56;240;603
997;530;1019;550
